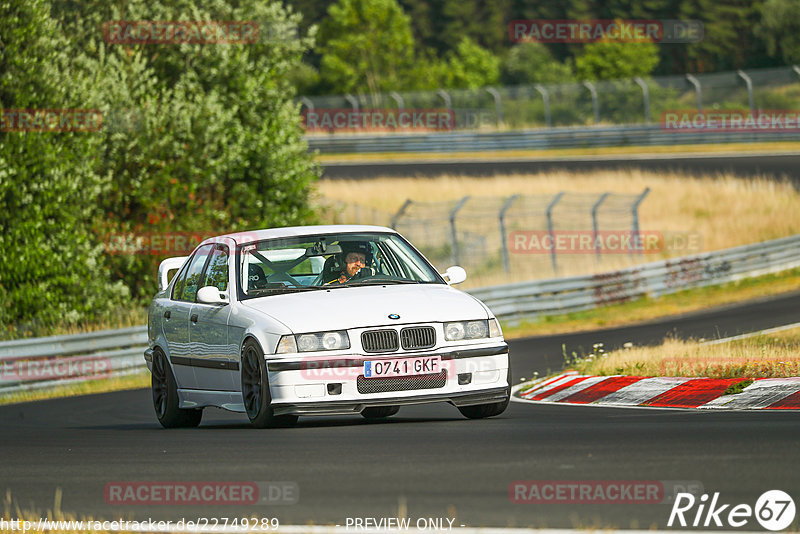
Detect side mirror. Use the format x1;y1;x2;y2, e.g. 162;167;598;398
442;266;467;285
197;286;229;305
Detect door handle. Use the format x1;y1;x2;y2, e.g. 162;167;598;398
164;311;171;319
191;314;198;323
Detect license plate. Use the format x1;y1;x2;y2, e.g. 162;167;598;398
364;356;441;378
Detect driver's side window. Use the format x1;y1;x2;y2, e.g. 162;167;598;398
173;244;214;302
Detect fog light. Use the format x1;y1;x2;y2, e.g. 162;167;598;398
327;383;342;395
458;373;472;385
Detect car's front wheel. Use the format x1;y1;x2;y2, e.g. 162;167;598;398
361;406;400;419
457;368;511;419
151;349;203;428
241;339;298;429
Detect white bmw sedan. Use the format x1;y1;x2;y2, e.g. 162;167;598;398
145;225;510;428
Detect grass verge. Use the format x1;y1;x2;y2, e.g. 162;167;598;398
561;326;800;379
315;141;800;163
0;372;149;407
501;266;800;339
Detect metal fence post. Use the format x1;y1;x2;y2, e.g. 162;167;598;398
390;199;413;228
449;196;471;266
686;74;702;113
498;194;519;273
389;91;405;110
299;97;314;112
344;94;359;112
583;81;599;124
630;188;651;257
486;87;503;127
634;77;651;124
437;89;452;110
591;192;610;261
546;192;565;275
737;70;755;116
534;84;551;128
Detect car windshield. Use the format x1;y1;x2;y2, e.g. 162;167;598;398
238;232;443;298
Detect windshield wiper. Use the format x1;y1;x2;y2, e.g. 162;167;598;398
248;286;319;296
348;279;423;286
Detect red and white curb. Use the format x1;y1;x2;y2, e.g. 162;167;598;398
512;371;800;410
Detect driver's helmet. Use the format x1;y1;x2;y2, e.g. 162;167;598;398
339;241;372;268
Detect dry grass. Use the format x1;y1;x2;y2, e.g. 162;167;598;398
315;170;800;287
2;307;147;341
501;267;800;339
315;141;800;162
317;170;800;250
0;372;149;407
567;326;800;379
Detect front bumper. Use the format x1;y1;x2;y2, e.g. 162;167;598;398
271;386;509;416
265;342;509;416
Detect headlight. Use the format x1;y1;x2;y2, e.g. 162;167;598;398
444;320;490;341
276;331;351;354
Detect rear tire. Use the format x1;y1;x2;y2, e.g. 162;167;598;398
151;349;203;428
361;406;400;419
241;339;298;429
457;368;511;419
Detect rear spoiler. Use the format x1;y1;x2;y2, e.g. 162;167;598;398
158;256;189;292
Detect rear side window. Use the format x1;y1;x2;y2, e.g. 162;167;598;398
173;244;214;302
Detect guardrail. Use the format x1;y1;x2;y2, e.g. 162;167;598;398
306;125;800;154
468;234;800;324
0;326;148;394
1;234;798;393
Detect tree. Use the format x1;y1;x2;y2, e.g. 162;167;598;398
1;0;320;331
501;42;575;85
318;0;416;95
441;37;501;89
575;39;659;80
758;0;800;64
0;0;128;332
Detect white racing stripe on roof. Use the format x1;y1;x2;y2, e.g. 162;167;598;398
700;378;800;409
592;377;693;406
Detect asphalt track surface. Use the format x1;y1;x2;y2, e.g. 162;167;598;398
321;152;800;181
2;291;800;529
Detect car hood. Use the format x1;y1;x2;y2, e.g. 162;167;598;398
241;283;489;333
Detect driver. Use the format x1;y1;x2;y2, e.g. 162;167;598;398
327;242;371;285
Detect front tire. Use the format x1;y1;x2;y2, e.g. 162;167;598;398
457;368;511;419
361;406;400;419
151;349;202;428
241;339;298;429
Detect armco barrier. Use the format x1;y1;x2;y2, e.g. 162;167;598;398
0;326;148;394
468;234;800;324
306;125;800;154
1;235;798;393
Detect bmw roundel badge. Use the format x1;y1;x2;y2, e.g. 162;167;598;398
388;314;400;320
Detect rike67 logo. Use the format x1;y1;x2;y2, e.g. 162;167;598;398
668;490;796;531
